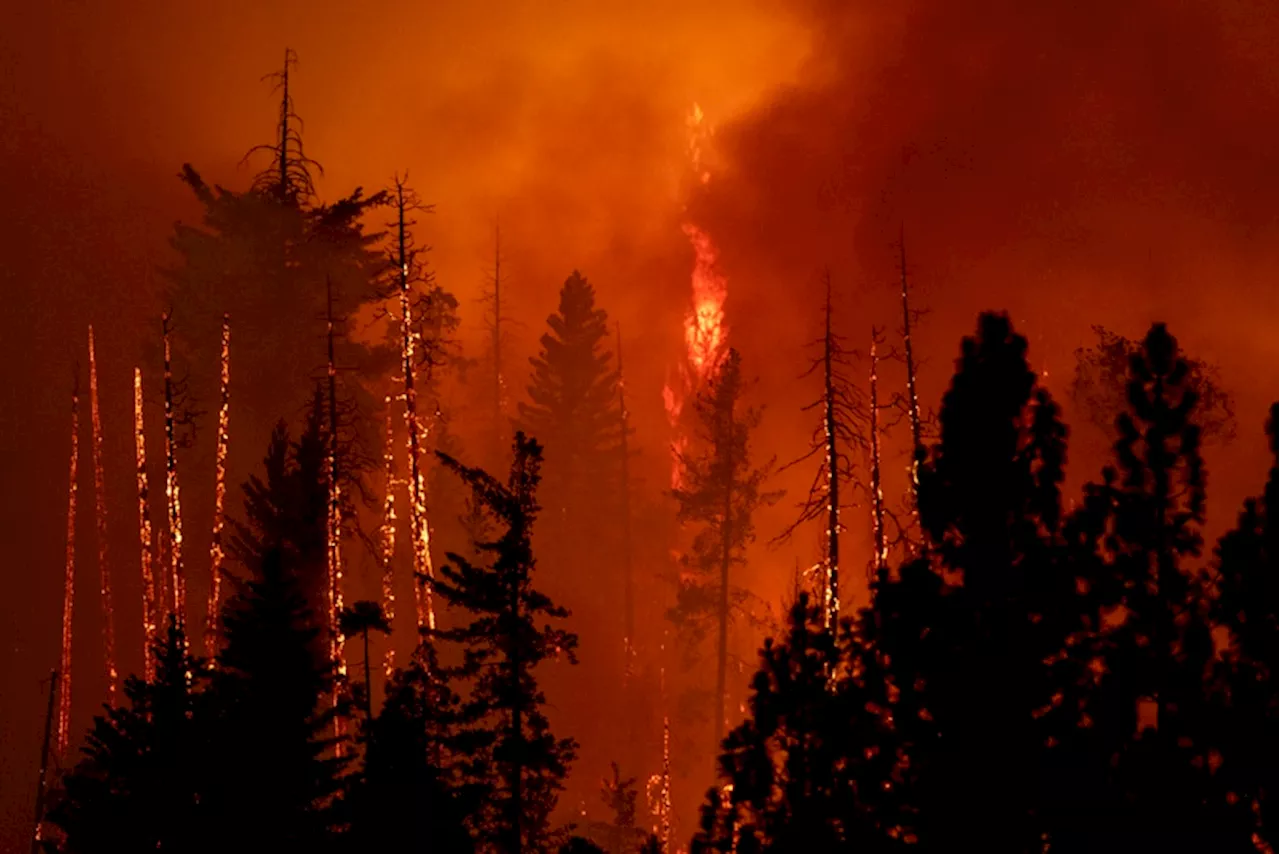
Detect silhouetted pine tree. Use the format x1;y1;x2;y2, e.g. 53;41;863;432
878;313;1070;851
207;424;347;851
670;348;778;751
518;270;620;546
164;52;387;485
1061;324;1234;852
349;643;476;852
693;593;890;853
433;433;579;853
50;620;210;853
582;763;648;854
1210;404;1278;847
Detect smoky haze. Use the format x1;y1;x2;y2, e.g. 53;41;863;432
0;0;1274;848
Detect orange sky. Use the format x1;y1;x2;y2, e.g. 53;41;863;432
1;0;1275;846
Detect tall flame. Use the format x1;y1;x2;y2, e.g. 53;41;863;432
56;379;79;757
162;314;185;625
134;368;158;682
665;103;728;489
87;327;118;705
380;396;399;676
206;316;230;658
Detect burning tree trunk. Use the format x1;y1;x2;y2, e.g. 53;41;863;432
775;272;865;626
380;396;398;677
390;177;436;633
133;368;158;682
87;327;118;705
56;376;79;757
869;328;888;579
616;323;636;681
205;315;230;658
899;228;924;507
162;312;186;626
324;278;346;678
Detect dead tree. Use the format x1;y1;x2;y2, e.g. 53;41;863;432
775;271;867;626
898;227;925;508
243;47;321;203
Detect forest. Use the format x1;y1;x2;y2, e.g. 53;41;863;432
13;39;1276;854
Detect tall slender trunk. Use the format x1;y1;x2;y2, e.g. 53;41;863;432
508;574;524;854
162;312;185;626
492;220;504;462
869;330;888;579
899;228;923;509
206;315;230;658
133;368;158;682
325;278;346;674
57;376;79;758
31;669;58;854
395;183;436;632
87;327;117;704
380;398;398;676
616;323;635;680
821;273;840;625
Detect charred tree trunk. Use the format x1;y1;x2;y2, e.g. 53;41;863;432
899;228;923;508
869;328;888;579
821;274;841;625
616;323;636;680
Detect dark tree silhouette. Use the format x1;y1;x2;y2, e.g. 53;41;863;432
207;424;348;850
669;348;778;751
349;643;476;852
50;621;209;853
1071;325;1236;446
581;762;648;854
433;433;579;853
338;601;390;723
692;593;889;853
878;313;1071;851
518;270;620;545
1209;405;1278;848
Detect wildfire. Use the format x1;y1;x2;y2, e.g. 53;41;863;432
206;315;230;658
664;103;728;490
162;314;186;626
88;327;118;705
134;368;158;682
56;379;79;757
380;397;399;677
869;334;888;576
398;274;436;633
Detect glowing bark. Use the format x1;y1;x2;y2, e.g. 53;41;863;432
87;327;118;705
56;380;79;757
162;313;185;625
380;397;398;676
869;332;888;577
205;315;230;658
324;281;346;678
133;369;158;682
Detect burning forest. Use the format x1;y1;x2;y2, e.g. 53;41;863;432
1;2;1276;853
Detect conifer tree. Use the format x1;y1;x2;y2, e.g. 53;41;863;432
518;271;619;541
434;433;579;853
1210;405;1278;847
693;594;889;853
349;643;476;852
669;348;778;750
1058;324;1233;851
582;763;648;853
50;621;209;853
881;313;1070;851
208;423;348;850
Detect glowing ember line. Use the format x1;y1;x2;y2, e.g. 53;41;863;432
56;379;79;757
206;316;230;658
380;397;398;677
87;327;118;705
162;314;185;625
134;369;158;682
399;271;436;633
869;334;888;576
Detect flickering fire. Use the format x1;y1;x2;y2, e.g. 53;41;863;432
869;334;888;575
325;295;346;680
397;263;437;633
134;368;158;682
87;327;118;705
664;104;729;490
380;397;399;677
206;315;230;658
56;380;79;757
162;314;186;625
